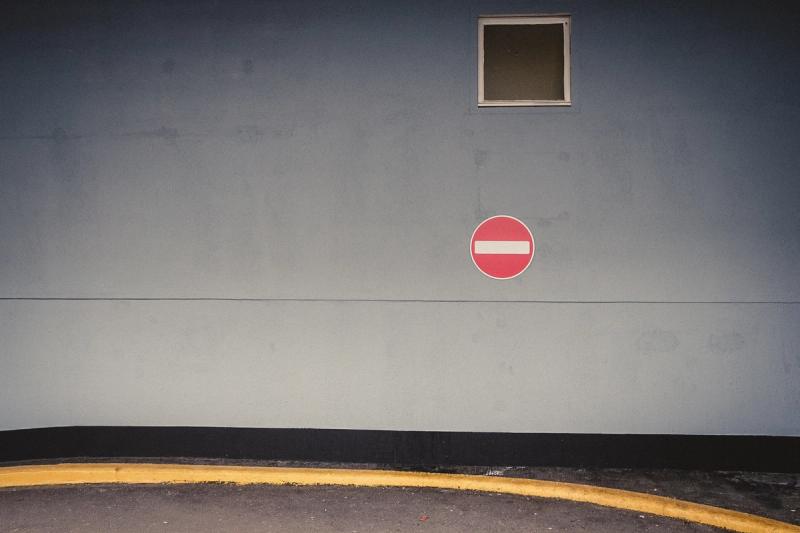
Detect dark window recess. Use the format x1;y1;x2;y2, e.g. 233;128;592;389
483;24;565;101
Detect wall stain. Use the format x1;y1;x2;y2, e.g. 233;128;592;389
473;149;489;169
235;125;264;143
493;399;508;412
161;58;176;74
271;123;296;139
51;127;70;143
708;332;745;355
534;211;570;228
124;127;180;144
382;109;419;126
782;341;797;374
636;329;679;353
48;127;80;181
592;146;634;204
47;127;97;226
242;58;254;74
497;361;514;375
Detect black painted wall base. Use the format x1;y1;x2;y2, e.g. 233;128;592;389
0;427;797;472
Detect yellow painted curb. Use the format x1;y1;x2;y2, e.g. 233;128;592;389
1;464;798;533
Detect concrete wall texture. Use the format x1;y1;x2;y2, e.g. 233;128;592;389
1;0;799;435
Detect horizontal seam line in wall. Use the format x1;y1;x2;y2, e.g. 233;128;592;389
1;298;799;304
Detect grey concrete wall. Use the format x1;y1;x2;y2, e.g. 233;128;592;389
1;0;799;434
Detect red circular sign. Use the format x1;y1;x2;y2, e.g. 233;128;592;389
470;215;535;279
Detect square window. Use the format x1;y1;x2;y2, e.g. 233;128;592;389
478;15;571;106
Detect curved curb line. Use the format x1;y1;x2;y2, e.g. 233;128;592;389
1;464;798;533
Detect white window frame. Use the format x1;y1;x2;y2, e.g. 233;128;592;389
478;14;571;107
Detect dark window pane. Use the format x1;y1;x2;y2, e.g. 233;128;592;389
484;24;564;101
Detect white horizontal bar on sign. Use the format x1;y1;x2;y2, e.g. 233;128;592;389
474;240;530;254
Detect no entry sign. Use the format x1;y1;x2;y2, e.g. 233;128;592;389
470;215;535;279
